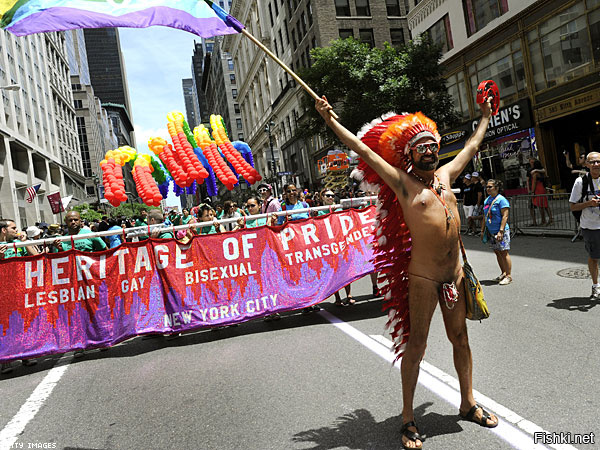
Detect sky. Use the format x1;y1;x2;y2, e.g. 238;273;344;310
119;27;201;206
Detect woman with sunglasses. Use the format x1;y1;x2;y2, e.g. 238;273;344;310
277;184;310;225
482;179;512;285
233;196;277;230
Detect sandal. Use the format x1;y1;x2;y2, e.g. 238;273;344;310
334;299;346;307
344;295;356;306
400;421;423;449
459;404;498;428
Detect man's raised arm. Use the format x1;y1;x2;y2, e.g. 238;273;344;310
442;97;492;182
316;96;404;193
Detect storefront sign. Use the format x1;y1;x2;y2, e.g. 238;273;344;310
536;88;600;123
440;99;533;148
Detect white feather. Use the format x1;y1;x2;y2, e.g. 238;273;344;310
356;111;398;140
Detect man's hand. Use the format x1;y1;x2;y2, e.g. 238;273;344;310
53;239;63;251
0;244;6;259
478;96;493;119
315;96;334;124
589;196;600;208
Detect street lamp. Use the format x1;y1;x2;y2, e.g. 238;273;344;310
264;120;278;197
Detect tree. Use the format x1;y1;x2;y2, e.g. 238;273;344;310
298;34;459;137
108;202;157;219
71;203;103;222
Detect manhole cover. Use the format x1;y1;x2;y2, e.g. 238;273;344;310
557;267;591;279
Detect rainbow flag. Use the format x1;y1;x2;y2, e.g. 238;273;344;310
0;0;244;37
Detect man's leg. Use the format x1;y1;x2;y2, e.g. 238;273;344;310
440;275;498;426
401;276;440;448
588;257;598;284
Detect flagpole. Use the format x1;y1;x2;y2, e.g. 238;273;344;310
239;29;339;120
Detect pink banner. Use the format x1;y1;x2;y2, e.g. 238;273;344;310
0;208;376;362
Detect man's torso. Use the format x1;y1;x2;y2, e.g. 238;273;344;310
390;169;461;282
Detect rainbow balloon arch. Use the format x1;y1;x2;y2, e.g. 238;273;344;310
100;112;262;207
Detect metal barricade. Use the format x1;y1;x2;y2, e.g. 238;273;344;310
508;193;577;237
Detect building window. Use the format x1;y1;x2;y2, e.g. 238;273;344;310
528;2;590;91
232;88;238;99
238;133;244;140
228;58;234;70
291;29;297;49
301;12;308;35
386;0;401;16
356;0;371;16
428;14;453;53
234;103;240;114
230;74;236;84
307;1;313;26
463;0;509;37
268;3;274;27
73;99;83;109
335;0;351;16
359;29;375;48
236;118;243;129
390;28;405;48
339;28;354;39
468;41;524;103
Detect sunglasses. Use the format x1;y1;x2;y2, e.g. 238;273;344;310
286;189;297;193
324;194;334;198
258;188;268;193
588;160;600;165
413;142;440;154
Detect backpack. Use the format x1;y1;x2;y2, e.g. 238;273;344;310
572;173;592;223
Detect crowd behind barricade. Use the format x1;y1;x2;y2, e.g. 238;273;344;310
0;183;379;374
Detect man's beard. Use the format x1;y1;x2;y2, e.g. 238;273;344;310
412;154;439;171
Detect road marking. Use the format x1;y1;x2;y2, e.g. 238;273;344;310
319;309;578;450
0;356;70;450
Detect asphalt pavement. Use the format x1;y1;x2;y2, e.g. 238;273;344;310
1;234;599;450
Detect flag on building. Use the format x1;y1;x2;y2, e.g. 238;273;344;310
61;194;73;211
25;184;41;203
0;0;244;37
47;192;64;214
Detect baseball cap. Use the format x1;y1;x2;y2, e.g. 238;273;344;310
464;174;472;180
471;172;479;178
26;226;43;239
257;183;272;191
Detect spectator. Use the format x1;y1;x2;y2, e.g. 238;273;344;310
461;174;475;233
221;200;242;232
569;152;600;300
258;183;282;217
106;218;124;249
564;148;587;176
46;223;62;238
318;189;354;305
25;225;46;254
482;179;512;285
198;205;225;235
0;219;38;373
51;211;107;254
135;210;148;227
98;216;109;232
277;184;310;225
147;209;174;239
530;160;553;226
165;209;181;227
469;172;485;234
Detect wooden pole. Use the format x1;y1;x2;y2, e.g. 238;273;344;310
241;28;339;120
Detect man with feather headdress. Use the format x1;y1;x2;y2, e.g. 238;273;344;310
316;96;496;449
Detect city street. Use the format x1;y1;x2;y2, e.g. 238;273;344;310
1;234;598;450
